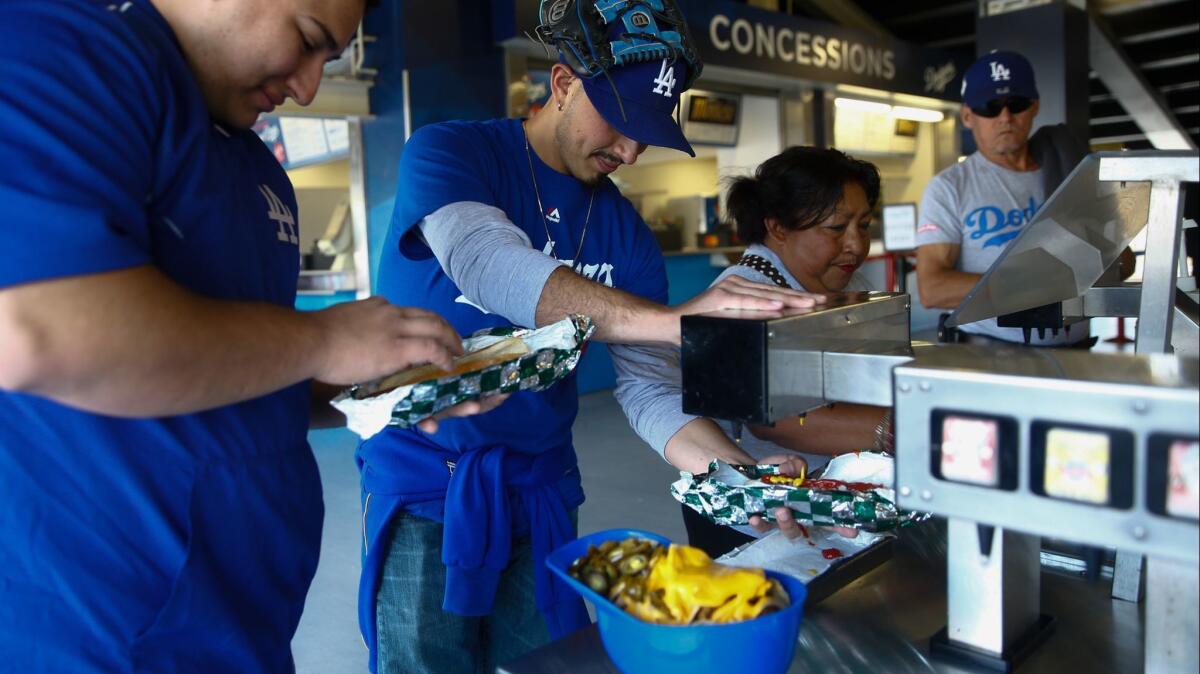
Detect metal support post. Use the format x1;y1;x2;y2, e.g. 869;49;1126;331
931;519;1054;669
1134;180;1186;354
1145;557;1200;673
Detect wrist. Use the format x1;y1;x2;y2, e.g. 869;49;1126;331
650;304;682;345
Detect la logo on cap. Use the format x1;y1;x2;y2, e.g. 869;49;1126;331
989;61;1011;82
652;60;676;97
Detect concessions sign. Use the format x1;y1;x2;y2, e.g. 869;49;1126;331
501;0;967;101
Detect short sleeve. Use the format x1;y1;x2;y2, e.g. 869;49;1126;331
916;172;962;247
394;123;500;260
0;3;159;289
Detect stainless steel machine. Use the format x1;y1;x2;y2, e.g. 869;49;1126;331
678;150;1199;672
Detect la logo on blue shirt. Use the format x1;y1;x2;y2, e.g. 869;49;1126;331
966;196;1041;249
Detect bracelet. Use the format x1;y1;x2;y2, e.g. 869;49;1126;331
872;411;895;454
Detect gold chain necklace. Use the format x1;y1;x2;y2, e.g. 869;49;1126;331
522;121;595;264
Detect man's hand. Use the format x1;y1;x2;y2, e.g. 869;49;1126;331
415;393;509;434
665;276;826;344
310;298;465;385
677;275;825;315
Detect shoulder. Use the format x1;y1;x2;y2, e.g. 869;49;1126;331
408;119;513;152
4;2;161;78
713;260;775;288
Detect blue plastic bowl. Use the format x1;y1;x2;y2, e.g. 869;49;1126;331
546;528;807;674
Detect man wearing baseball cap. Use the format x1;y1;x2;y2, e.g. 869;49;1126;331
355;2;821;672
915;50;1131;346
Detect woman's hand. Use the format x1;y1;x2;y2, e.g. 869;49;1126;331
748;453;858;540
748;453;808;539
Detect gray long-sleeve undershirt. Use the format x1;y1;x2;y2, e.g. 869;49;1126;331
419;201;694;458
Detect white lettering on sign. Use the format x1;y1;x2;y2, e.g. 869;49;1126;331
707;14;896;82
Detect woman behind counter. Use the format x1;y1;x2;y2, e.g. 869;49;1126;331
641;146;893;558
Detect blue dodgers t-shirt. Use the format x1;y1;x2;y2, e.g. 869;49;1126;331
361;118;669;522
0;2;321;671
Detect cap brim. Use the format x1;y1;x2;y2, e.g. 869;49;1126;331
581;77;695;157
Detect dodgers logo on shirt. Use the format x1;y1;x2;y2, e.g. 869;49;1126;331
259;184;299;245
965;196;1040;249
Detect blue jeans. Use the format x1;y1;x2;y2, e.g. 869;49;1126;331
374;511;577;674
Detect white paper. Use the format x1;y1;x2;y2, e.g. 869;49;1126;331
718;527;889;582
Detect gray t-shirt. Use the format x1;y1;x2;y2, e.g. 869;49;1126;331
917;151;1085;345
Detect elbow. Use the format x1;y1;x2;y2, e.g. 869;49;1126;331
915;273;950;309
0;315;48;393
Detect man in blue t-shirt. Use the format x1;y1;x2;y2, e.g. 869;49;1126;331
0;1;490;672
357;2;820;672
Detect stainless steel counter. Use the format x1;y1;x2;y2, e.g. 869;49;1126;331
499;520;1145;674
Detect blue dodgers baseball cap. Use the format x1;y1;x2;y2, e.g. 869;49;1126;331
960;50;1039;109
578;57;695;156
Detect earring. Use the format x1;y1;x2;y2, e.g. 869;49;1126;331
557;102;563;111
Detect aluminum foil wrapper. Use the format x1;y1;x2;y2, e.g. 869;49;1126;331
671;452;927;532
332;315;595;439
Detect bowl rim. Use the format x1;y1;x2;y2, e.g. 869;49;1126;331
546;527;808;631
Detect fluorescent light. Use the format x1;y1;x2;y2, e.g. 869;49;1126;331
891;106;945;123
834;97;891;113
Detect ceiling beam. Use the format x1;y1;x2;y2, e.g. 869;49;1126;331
1120;23;1199;45
793;0;892;37
891;1;974;27
1089;9;1197;149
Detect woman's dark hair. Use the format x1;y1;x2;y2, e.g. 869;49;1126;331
725;146;881;244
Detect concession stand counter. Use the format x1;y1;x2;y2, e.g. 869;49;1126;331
501;153;1200;673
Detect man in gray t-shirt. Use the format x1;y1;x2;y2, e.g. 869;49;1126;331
917;50;1088;345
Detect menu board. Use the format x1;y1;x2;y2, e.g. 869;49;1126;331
939;415;1000;487
253;116;351;170
882;203;917;252
1043;428;1111;505
682;90;740;146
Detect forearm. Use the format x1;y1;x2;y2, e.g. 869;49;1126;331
917;268;980;309
535;266;676;343
749;404;885;455
663;417;759;474
0;265;327;416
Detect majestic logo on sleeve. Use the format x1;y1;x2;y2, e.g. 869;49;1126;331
259;184;299;245
652;60;677;97
546;207;562;223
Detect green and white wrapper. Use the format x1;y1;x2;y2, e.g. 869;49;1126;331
332;315;595;440
670;452;925;532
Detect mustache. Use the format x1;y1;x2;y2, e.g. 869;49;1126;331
590;150;623;165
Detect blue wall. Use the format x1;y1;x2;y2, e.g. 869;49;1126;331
362;0;508;292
